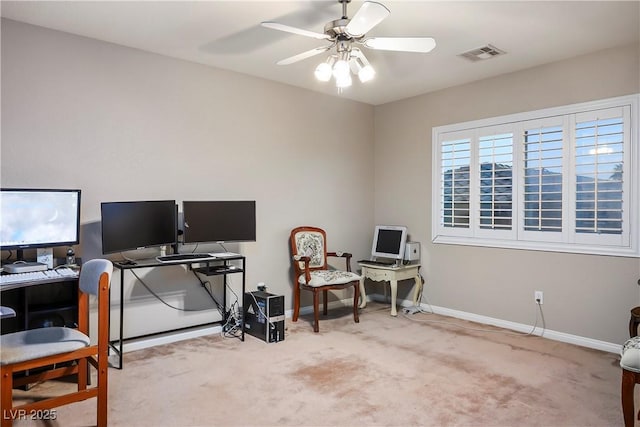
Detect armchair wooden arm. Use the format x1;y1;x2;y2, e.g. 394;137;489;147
328;252;353;272
293;255;312;283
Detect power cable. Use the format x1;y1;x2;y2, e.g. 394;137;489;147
400;277;546;337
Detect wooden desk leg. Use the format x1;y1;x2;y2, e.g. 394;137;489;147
412;274;422;306
390;280;398;316
359;276;367;309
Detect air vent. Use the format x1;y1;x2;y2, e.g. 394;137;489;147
459;44;506;62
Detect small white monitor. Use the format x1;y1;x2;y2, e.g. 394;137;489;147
371;225;408;261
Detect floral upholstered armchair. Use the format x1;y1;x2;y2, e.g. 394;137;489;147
290;226;360;332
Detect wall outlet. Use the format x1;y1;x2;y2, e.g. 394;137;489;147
534;291;544;305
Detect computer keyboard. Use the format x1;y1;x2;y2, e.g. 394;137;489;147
156;253;216;263
53;267;79;277
0;268;79;286
357;259;396;266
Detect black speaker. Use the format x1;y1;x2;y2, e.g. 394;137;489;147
243;291;285;343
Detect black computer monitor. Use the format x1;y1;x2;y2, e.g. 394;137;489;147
0;188;81;259
182;201;256;244
100;200;177;254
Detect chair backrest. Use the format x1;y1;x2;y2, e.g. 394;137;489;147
79;259;113;296
290;226;327;274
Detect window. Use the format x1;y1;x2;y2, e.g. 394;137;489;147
432;95;639;257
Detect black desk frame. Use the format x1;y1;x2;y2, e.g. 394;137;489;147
110;255;245;369
0;276;80;334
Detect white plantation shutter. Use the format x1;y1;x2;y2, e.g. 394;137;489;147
432;95;638;256
520;117;567;243
440;134;471;232
478;132;513;231
573;106;630;247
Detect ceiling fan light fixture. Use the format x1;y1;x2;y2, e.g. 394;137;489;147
358;64;375;83
314;63;332;82
349;56;375;83
332;58;350;79
335;73;352;88
315;56;335;82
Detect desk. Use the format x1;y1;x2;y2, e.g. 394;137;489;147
0;274;79;334
358;263;422;316
111;255;245;369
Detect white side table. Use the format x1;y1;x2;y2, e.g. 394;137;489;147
358;263;422;316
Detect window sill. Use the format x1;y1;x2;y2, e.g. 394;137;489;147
432;234;639;258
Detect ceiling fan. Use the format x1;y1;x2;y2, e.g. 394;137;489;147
261;0;436;88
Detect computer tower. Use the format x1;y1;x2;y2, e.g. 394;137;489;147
404;241;420;262
243;291;285;343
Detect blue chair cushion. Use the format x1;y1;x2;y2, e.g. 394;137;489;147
0;327;90;366
621;335;640;373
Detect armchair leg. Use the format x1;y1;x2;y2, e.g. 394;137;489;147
293;283;300;322
622;369;637;427
323;290;328;316
313;289;320;333
353;283;360;324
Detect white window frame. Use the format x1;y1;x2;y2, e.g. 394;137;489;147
432;94;640;257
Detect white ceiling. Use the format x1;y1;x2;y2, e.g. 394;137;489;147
2;1;639;105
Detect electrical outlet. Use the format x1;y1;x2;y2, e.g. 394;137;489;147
534;291;544;305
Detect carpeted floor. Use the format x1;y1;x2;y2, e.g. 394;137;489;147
11;302;630;426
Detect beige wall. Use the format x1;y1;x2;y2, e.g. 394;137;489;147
1;19;375;337
374;42;640;345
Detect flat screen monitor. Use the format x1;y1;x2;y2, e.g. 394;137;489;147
371;225;408;261
101;200;177;254
183;201;256;244
0;188;81;253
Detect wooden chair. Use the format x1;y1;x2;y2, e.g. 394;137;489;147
622;306;640;427
290;226;360;332
1;259;113;427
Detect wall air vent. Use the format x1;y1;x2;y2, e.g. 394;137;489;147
459;44;506;62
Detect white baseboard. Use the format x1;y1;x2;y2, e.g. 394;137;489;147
117;325;222;353
117;294;622;355
426;304;622;354
378;295;621;354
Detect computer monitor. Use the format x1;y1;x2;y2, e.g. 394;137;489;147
182;201;256;244
0;188;82;259
371;225;408;261
100;200;177;254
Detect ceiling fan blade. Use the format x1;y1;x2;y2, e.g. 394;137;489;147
276;46;332;65
363;37;436;53
345;1;390;37
261;21;331;40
